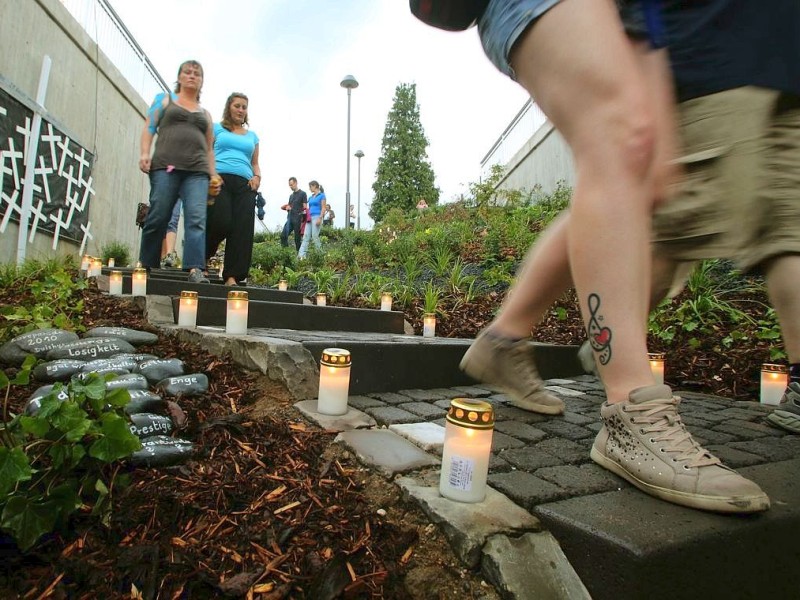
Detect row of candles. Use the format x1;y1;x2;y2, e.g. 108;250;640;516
101;268;790;407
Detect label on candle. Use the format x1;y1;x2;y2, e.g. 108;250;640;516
447;455;475;491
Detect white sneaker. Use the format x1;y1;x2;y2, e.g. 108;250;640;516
591;384;770;513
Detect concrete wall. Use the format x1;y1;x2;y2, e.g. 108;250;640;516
495;121;576;196
0;0;150;264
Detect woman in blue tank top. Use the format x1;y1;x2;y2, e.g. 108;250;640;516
298;180;327;259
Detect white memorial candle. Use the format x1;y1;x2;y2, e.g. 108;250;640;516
648;352;666;385
380;293;393;311
226;291;248;335
178;291;198;328
423;313;436;338
107;257;115;268
317;348;351;415
316;293;327;306
760;364;788;405
131;268;147;296
439;399;494;503
278;279;288;291
108;271;123;296
90;258;102;277
80;255;90;273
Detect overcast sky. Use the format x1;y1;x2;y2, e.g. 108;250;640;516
108;1;529;231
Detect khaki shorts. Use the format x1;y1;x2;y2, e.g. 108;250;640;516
652;87;800;272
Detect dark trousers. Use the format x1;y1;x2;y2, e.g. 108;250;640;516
280;213;303;250
206;174;255;282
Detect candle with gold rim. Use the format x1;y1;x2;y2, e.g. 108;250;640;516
90;258;102;277
760;363;788;405
380;292;393;311
108;271;123;296
278;279;288;291
178;291;198;328
423;313;436;338
648;352;666;385
439;399;494;503
317;348;351;415
226;290;248;335
131;268;147;296
316;292;327;306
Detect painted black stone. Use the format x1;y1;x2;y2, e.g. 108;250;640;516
111;353;159;363
157;373;209;397
137;358;185;384
129;436;194;467
25;384;69;415
81;357;138;376
33;359;86;382
0;328;79;365
125;390;166;415
46;338;135;361
101;373;149;391
85;327;158;347
129;413;173;439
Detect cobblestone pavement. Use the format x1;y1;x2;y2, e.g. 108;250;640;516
351;375;800;512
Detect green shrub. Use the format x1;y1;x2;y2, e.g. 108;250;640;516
251;243;296;275
0;261;87;343
100;241;132;267
0;365;141;551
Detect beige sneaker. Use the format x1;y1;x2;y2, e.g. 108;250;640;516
459;330;564;415
591;384;769;513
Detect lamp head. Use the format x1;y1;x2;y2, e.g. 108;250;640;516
354;150;364;158
340;74;359;89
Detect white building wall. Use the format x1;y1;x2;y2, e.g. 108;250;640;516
0;0;150;263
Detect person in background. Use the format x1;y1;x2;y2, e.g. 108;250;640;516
298;180;326;258
280;177;307;251
205;92;261;286
160;200;181;268
138;59;218;283
348;203;356;229
323;205;335;228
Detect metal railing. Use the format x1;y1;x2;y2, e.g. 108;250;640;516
480;99;547;176
58;0;168;102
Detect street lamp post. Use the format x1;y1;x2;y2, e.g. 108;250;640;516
354;150;364;230
340;75;359;229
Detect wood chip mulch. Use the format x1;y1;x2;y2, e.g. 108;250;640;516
0;289;451;600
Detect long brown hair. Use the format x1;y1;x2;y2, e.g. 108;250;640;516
221;93;249;130
174;60;204;99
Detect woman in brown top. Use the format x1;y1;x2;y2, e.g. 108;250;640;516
138;59;219;283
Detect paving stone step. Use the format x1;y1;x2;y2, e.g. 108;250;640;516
270;330;582;394
169;296;407;335
136;275;303;303
532;457;800;600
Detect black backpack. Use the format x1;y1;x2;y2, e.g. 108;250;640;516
409;0;490;31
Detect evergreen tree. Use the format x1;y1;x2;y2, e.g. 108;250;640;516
370;83;439;222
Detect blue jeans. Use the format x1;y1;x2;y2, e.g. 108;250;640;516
139;169;208;270
478;0;562;79
166;199;182;233
298;217;322;258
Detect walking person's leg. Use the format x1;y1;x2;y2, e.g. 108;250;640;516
140;170;180;269
292;215;303;251
179;172;210;282
222;177;256;284
280;217;291;247
470;0;768;512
